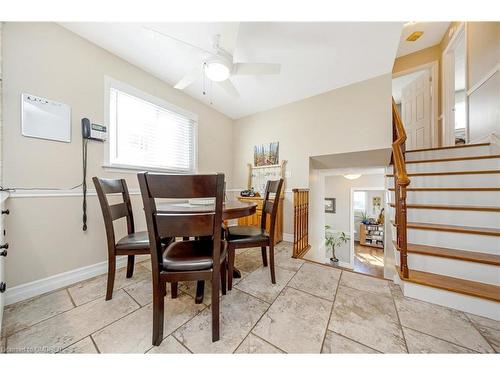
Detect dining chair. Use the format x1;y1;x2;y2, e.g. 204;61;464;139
226;179;284;290
93;177;168;301
138;172;227;345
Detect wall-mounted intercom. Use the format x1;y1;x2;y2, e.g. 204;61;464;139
81;118;107;142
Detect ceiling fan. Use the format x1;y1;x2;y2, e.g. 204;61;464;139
143;26;281;98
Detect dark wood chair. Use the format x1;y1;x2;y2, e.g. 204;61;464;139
138;172;226;345
93;177;166;301
226;179;284;290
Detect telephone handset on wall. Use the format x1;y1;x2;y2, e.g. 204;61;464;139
81;118;107;142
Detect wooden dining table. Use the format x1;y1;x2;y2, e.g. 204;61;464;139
156;199;257;302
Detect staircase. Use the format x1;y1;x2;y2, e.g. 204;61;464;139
387;141;500;320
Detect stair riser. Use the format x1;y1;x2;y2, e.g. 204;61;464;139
387;174;500;188
399;280;500;321
392;209;500;229
389;158;500;173
405;252;500;285
391;229;500;254
389;191;500;206
405;145;493;161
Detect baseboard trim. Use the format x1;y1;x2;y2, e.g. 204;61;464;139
5;256;130;306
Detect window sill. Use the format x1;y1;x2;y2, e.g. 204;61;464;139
102;163;194;175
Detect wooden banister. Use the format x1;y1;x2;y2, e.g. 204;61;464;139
292;188;310;258
392;98;410;278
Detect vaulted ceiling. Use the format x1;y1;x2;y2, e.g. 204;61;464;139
61;22;404;119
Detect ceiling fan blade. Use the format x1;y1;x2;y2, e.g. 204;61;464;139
174;66;201;90
217;79;240;98
233;63;281;76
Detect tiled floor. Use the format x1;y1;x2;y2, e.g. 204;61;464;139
1;241;499;354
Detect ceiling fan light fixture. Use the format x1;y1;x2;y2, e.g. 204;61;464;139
344;174;362;180
205;60;231;82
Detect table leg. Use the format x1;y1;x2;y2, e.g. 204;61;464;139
195;280;205;304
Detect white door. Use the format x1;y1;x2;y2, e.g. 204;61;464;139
401;70;432;150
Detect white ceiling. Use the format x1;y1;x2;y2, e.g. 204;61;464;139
397;22;450;58
392;70;426;103
61;22;403;119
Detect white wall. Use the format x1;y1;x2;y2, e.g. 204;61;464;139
2;23;234;287
316;173;385;265
232;74;393;235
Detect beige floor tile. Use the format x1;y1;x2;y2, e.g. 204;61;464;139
147;335;191;354
329;285;406;353
339;271;391;297
274;250;304;272
173;288;269;353
68;264;151;306
235;248;265;273
92;293;205;353
466;313;500;352
60;337;98;353
124;279;175;307
388;282;404;299
394;295;494;353
252;287;332;353
140;260;152;271
321;330;379;353
288;263;341;301
179;280;219;306
403;327;475;353
235;333;284;354
235;265;296;303
2;289;74;337
6;290;138;353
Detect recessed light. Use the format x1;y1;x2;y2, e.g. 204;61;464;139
406;31;424;42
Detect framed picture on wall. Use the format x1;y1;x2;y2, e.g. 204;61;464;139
325;198;336;213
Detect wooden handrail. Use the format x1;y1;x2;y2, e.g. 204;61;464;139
292;188;310;258
392;98;410;278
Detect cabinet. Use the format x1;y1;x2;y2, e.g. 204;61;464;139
237;196;284;244
359;223;384;248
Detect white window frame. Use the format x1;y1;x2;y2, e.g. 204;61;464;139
103;76;198;174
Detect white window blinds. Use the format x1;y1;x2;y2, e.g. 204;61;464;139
109;86;196;173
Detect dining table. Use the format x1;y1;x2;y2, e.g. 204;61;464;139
156;199;258;302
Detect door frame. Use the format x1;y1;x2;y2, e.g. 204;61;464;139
392;61;439;148
442;22;468;146
349;186;386;269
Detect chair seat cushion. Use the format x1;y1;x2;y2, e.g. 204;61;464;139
226;225;269;244
116;231;171;251
162;239;227;272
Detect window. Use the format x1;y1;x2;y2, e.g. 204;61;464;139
106;79;197;173
353;191;366;211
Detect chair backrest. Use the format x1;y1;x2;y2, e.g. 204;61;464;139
93;177;135;249
138;172;225;275
261;179;284;237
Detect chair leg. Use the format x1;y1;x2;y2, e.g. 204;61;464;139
126;255;135;278
195;281;205;304
227;246;235;291
211;272;220;342
171;282;178;299
106;255;116;301
220;258;227;295
152;281;165;346
261;246;268;267
269;243;276;284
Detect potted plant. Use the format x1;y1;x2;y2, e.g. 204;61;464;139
325;225;350;263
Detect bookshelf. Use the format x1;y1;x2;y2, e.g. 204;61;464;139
359;223;384;248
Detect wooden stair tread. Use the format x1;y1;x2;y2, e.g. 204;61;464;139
388;203;500;212
405;143;490;154
392;241;500;265
396;267;500;302
389;187;500;192
405;154;500;164
391;221;500;236
386;169;500;177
